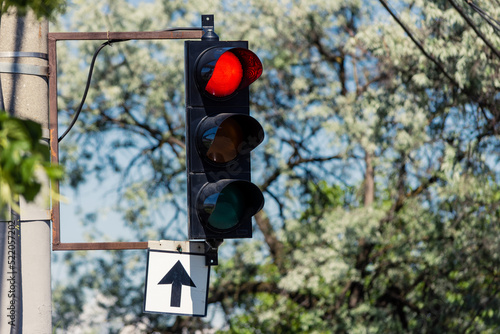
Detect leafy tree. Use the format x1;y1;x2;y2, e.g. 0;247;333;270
0;111;64;211
1;0;65;19
52;0;500;332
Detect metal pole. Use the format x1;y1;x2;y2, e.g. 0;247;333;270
0;8;52;333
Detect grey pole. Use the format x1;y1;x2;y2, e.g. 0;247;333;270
0;8;52;334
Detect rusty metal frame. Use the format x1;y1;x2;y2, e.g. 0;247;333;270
49;30;203;251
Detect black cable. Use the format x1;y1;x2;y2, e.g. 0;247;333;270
58;27;203;143
467;1;500;27
449;0;500;59
466;1;500;33
378;0;458;86
58;40;122;142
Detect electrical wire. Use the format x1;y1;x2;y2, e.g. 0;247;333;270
449;0;500;59
465;1;500;33
377;0;458;86
58;27;203;143
57;39;123;142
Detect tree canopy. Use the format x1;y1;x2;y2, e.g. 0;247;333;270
51;0;500;332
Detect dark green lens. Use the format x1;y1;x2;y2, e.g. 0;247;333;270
206;184;244;230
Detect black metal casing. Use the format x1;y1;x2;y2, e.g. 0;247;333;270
185;40;262;239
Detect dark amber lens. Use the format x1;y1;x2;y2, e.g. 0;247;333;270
205;118;243;163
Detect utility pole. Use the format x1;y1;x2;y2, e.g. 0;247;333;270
0;8;52;334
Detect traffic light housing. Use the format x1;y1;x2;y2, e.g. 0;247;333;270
185;38;264;240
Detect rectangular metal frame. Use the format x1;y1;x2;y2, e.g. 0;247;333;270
49;30;203;251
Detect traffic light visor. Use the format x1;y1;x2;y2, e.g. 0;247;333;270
198;114;264;164
196;47;263;99
199;180;264;231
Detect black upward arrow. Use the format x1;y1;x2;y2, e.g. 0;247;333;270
158;260;196;307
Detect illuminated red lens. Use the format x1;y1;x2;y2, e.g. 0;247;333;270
205;52;243;98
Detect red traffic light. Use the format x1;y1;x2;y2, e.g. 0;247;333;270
196;47;263;99
205;52;243;97
185;40;265;240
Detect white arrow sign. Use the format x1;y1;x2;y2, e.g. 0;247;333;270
144;241;210;317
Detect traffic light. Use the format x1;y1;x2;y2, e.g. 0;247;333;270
185;27;264;240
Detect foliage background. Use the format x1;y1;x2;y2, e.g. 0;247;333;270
0;111;63;211
50;0;500;333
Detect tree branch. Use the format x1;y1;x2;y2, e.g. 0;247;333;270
254;210;285;273
364;151;375;206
